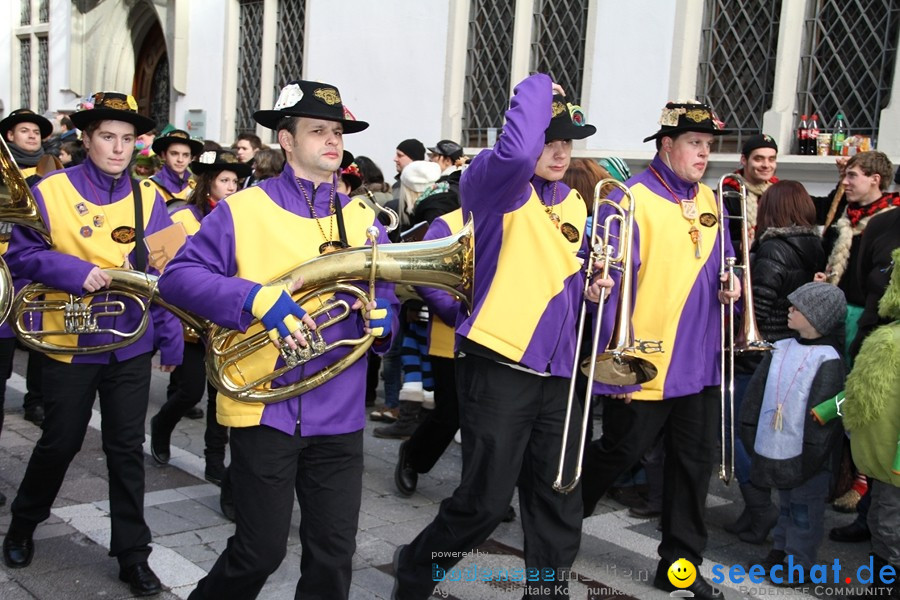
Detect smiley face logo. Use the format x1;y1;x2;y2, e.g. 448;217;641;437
667;558;696;589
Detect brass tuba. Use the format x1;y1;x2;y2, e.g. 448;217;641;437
12;269;209;355
716;173;773;484
0;135;51;324
553;180;663;493
205;219;474;404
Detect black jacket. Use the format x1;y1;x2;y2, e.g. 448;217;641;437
412;170;461;227
751;226;826;342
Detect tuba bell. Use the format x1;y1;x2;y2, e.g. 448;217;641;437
0;135;51;324
205;219;474;404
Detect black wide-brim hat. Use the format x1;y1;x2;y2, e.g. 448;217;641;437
152;128;204;156
254;80;369;133
70;92;156;135
190;150;252;178
0;108;53;139
643;101;731;142
545;95;597;143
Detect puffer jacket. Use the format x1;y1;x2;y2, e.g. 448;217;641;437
751;225;826;341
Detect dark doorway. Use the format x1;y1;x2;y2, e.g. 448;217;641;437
133;20;169;128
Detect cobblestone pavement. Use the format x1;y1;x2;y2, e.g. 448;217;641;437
0;351;873;599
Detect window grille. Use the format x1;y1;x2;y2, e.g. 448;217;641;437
697;0;781;153
236;0;264;138
20;38;31;108
275;0;305;100
150;58;170;130
39;0;49;23
530;0;589;104
21;0;31;26
462;0;514;147
796;0;900;144
37;36;48;113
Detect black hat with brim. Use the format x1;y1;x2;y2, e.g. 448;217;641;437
152;129;204;156
0;109;53;139
545;95;596;143
643;101;731;143
70;92;156;136
254;80;369;133
190;150;252;178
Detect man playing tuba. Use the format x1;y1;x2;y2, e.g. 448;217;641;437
158;79;397;600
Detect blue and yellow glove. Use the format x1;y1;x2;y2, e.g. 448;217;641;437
244;284;308;344
365;299;392;339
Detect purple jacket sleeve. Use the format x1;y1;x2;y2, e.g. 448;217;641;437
145;194;184;366
414;218;460;325
460;73;553;217
6;185;95;295
158;201;257;332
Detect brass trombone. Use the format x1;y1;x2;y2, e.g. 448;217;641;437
0;135;51;324
553;179;662;493
716;174;773;484
205;219;474;404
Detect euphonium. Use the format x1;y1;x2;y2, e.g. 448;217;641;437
0;135;51;324
206;219;474;404
553;180;663;493
12;269;209;355
716;173;773;485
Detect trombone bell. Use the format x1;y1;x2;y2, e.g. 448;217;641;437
581;352;658;386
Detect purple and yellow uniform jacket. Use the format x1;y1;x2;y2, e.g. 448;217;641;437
456;73;589;377
416;209;465;359
158;164;400;437
4;158;184;366
594;155;736;400
148;164;194;204
169;204;204;236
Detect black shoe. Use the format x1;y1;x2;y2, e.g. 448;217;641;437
654;562;723;599
757;549;787;571
118;561;162;596
185;406;204;420
829;520;871;543
502;505;516;523
220;473;235;522
149;415;170;465
23;406;44;426
394;441;418;497
628;503;661;519
3;533;34;568
391;544;405;600
204;462;225;486
0;490;6;507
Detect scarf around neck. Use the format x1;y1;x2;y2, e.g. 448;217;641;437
846;192;900;226
7;141;44;167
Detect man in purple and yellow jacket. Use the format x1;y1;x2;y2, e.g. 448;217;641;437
394;73;611;600
1;92;182;596
159;79;398;600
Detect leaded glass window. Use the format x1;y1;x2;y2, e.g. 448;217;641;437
37;36;48;113
21;0;31;26
462;0;515;147
20;38;31;108
530;0;589;103
275;0;305;99
150;58;170;130
697;0;782;153
796;0;900;143
236;0;264;138
39;0;49;23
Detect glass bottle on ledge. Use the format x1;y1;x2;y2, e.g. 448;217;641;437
797;114;808;155
807;114;820;155
832;112;848;155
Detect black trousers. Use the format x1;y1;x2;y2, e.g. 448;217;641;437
396;354;583;600
156;341;228;462
9;353;154;566
0;337;17;435
406;356;457;473
189;427;364;600
23;349;44;412
581;387;720;566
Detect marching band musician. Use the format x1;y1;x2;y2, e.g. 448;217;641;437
1;92;183;596
580;101;739;600
158;79;398;600
393;73;611;600
147;129;203;205
149;150;252;486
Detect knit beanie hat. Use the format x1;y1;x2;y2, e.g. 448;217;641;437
400;160;441;192
598;157;631;183
741;133;778;158
787;282;847;336
396;138;426;162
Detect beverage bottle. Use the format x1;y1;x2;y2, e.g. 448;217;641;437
797;114;808;155
832;112;848;155
807;114;820;155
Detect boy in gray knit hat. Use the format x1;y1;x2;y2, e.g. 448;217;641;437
739;281;847;578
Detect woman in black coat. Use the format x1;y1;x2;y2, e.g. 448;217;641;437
729;180;826;544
